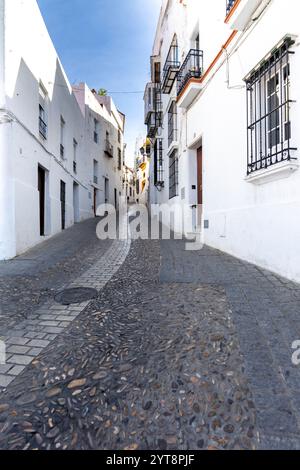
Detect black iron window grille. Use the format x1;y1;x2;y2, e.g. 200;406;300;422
177;49;204;96
169;149;178;200
73;161;77;174
39;105;47;139
226;0;237;16
168;101;178;148
118;148;122;170
154;138;164;187
245;38;297;175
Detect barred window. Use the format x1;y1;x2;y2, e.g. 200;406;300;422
118;148;122;170
168;101;177;148
245;38;297;174
169;149;178;199
154;138;164;186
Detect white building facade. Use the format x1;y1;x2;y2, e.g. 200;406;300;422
145;0;300;282
0;0;125;260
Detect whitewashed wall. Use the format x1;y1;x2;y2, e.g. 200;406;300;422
0;0;125;259
149;0;300;281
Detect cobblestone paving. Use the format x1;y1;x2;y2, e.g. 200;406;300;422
1;227;300;449
160;240;300;450
0;239;258;450
0;228;130;389
0;218;112;332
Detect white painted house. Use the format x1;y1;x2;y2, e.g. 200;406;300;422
145;0;300;282
0;0;126;260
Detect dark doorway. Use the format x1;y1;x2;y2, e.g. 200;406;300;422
38;166;45;236
60;180;66;230
104;178;109;204
114;188;117;209
197;147;203;205
73;182;80;223
93;188;98;217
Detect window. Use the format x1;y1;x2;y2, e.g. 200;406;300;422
154;138;164;186
39;105;47;139
169;149;178;199
94;119;99;143
118;129;121;144
118;148;122;170
93;159;98;185
39;82;48;139
168;101;178;147
60;116;65;159
245;38;297;174
154;61;161;84
73;139;78;174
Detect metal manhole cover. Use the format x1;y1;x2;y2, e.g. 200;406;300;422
54;287;98;306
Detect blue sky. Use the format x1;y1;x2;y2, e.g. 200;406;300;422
37;0;162;165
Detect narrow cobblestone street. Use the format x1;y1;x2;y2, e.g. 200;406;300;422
0;219;300;450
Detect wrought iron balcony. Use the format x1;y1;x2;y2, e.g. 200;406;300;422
144;83;162;123
177;49;203;97
144;83;154;124
145;83;162;139
39;117;47;139
226;0;237;16
146;110;162;139
104;139;114;158
162;45;180;94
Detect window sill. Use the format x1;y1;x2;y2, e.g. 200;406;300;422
167;141;179;156
245;160;298;185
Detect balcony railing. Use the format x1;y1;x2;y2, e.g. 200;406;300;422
60;144;65;159
177;49;204;97
147;111;162;139
104;139;114;158
162;45;180;94
226;0;237;16
39;117;47;139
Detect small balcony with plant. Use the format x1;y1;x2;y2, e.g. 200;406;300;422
177;48;204;109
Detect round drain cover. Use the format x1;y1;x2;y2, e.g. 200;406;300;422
54;287;98;306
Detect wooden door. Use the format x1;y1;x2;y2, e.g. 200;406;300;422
38;166;45;236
